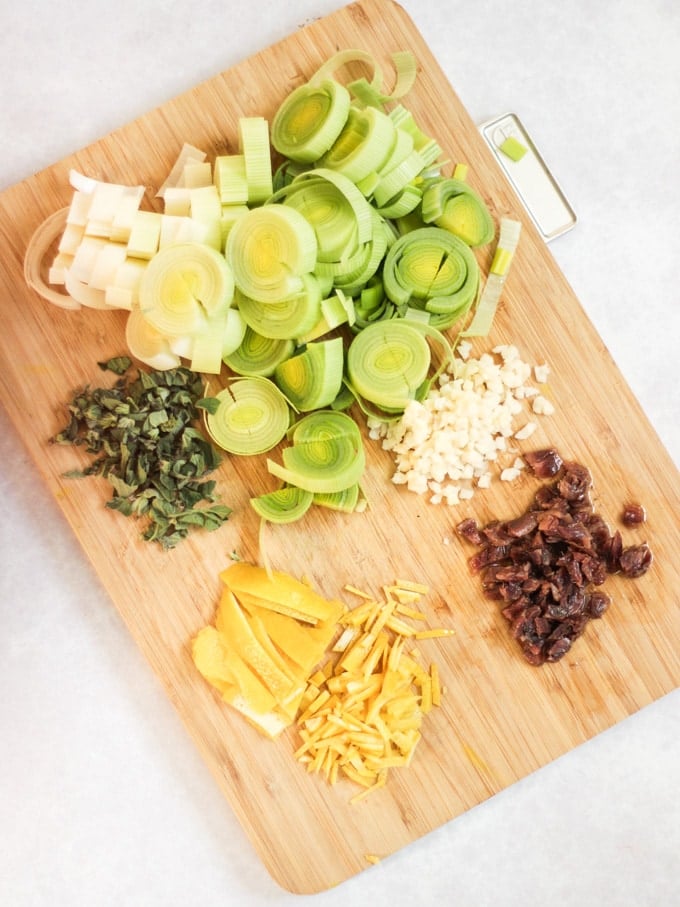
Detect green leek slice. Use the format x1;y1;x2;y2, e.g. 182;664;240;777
271;79;351;163
205;377;291;455
223;327;295;377
266;410;365;494
313;483;362;513
389;104;443;167
226;205;317;302
138;242;234;337
321;106;396;183
235;274;322;340
250;486;314;524
273;337;344;412
381;226;480;330
421;177;495;247
279;167;374;247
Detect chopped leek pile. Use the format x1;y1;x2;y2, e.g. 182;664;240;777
25;46;524;526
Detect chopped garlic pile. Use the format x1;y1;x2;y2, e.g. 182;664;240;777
368;343;552;505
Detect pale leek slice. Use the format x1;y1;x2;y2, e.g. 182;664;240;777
273;337;344;412
308;49;417;106
238;116;274;203
205;377;291;455
138;242;234;337
23;207;81;310
271;79;351;163
226;205;317;302
125;306;181;371
190;308;246;375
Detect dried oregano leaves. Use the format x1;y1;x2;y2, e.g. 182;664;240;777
52;357;231;549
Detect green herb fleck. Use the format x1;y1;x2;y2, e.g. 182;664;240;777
53;360;231;549
98;356;133;375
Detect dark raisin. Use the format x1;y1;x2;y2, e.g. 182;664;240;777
621;503;646;525
587;591;611;618
524;448;564;478
545;637;572;662
619;543;653;578
456;518;483;546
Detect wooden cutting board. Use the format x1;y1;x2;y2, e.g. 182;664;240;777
1;0;679;893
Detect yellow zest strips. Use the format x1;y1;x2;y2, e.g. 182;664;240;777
294;579;454;801
191;562;346;738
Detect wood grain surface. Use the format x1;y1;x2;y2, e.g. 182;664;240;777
1;0;679;893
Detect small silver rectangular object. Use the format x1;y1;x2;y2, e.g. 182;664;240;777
479;112;577;241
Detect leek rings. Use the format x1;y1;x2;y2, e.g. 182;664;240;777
346;320;431;413
226;205;317;302
421;178;495;247
271;79;351;164
205;377;291;455
138;242;234;337
381;227;480;329
235;275;322;340
250;486;314;524
223;327;295;377
266;410;365;494
273;337;344;412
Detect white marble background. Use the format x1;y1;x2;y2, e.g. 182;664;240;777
1;1;678;905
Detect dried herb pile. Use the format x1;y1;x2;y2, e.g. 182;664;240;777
53;357;231;549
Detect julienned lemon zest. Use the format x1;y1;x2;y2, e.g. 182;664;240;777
294;579;454;801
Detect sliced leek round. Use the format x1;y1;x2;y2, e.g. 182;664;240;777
226;205;317;302
421;177;495;247
138;242;234;336
235;274;322;340
271;79;351;163
346;320;431;413
266;410;365;494
381;226;480;329
224;327;295;377
321;106;396;183
125;305;182;371
273;337;344;412
205;377;291;455
250;485;314;524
